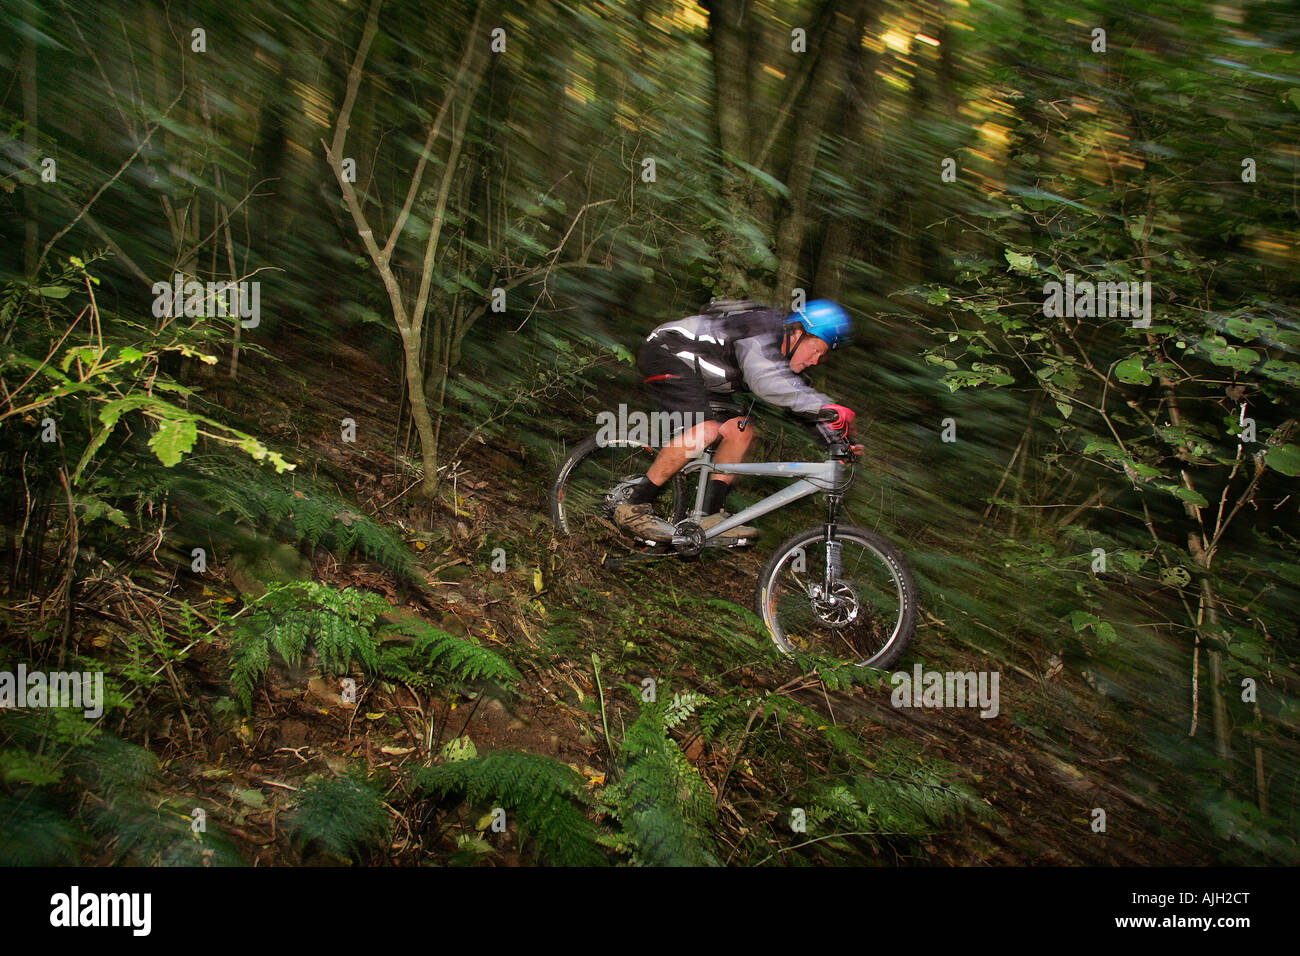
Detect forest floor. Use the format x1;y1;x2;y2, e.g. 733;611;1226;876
130;336;1222;866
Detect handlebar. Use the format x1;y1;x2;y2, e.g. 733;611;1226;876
812;420;857;461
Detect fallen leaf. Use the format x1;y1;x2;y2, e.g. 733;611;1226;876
234;788;266;809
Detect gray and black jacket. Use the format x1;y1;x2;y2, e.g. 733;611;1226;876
644;303;831;418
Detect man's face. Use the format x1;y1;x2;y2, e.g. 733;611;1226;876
789;333;830;373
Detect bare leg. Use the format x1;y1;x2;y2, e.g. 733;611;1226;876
646;419;722;485
710;416;756;486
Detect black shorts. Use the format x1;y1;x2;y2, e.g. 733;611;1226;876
637;341;741;423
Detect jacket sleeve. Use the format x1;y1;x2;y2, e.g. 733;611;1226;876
734;335;831;418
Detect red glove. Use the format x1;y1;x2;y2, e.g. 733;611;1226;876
821;404;856;435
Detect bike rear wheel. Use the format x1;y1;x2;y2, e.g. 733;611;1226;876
756;523;917;669
549;434;687;551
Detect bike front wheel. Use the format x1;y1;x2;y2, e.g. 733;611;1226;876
756;524;918;669
549;434;687;552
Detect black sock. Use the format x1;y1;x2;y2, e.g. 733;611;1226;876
704;478;731;515
628;475;665;505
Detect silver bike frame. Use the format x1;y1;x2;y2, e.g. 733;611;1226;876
678;450;849;541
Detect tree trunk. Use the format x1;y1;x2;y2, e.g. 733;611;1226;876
775;0;871;293
400;325;441;493
20;22;39;277
701;0;758;296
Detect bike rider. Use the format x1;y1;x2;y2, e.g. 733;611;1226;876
615;298;857;543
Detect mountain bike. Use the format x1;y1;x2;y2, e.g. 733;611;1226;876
549;402;917;669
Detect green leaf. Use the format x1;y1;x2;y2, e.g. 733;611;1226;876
235;788;267;809
59;345;107;373
36;285;72;299
73;493;129;528
98;395;155;427
1259;360;1300;387
1004;250;1036;275
1068;611;1099;632
149;417;197;467
1115;357;1152;385
441;736;478;763
1173;486;1209;507
1265;443;1300;477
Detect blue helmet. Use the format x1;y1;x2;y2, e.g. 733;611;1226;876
789;299;852;349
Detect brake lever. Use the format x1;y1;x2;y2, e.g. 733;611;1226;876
813;421;856;460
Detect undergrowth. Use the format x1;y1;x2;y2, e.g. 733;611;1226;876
229;581;517;711
128;453;417;579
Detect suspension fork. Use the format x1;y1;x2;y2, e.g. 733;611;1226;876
823;492;843;591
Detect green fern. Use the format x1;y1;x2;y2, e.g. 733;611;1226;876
415;750;606;866
799;742;987;850
599;698;721;867
131;453;417;578
289;772;391;864
229;581;389;711
378;620;520;688
788;649;882;691
230;633;271;712
0;711;242;866
0;789;84;865
664;690;709;728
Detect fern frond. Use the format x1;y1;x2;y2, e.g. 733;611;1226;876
664;691;710;728
601;701;720;867
72;734;159;801
0;789;83;865
230;581;391;710
379;621;519;687
289;773;391;864
143;453;417;579
415;750;606;866
293;495;334;549
230;629;270;712
800;741;987;849
267;614;309;668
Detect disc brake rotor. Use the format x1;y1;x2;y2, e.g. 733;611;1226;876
808;581;860;627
